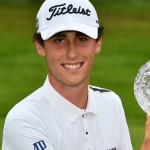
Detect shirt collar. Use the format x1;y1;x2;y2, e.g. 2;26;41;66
86;86;99;115
41;77;98;123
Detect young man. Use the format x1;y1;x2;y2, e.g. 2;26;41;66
2;0;148;149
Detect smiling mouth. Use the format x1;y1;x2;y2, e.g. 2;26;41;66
62;62;84;70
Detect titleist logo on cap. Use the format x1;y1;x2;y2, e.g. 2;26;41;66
46;3;91;21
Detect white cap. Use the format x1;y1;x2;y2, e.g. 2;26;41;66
36;0;99;40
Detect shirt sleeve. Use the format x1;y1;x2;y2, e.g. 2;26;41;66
2;113;54;150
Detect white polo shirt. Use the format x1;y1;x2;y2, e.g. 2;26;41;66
2;77;133;150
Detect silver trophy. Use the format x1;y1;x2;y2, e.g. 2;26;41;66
134;61;150;113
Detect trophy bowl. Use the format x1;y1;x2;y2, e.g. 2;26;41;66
134;61;150;113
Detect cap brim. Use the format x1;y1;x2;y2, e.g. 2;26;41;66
40;23;98;40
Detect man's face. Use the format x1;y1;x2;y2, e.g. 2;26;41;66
35;31;102;88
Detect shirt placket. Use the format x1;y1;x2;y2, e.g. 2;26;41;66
81;114;92;150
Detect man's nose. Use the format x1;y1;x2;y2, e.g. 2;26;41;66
66;42;78;60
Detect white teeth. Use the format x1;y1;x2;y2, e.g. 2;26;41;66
63;64;81;70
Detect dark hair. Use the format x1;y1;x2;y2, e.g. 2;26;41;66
33;25;104;46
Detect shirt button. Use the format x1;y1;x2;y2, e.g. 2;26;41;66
86;132;88;135
82;115;84;118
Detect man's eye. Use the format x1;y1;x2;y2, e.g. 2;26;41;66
55;38;65;44
77;37;87;42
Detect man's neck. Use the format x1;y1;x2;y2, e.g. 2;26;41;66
48;78;89;109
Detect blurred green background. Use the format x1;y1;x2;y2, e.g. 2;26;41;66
0;0;150;149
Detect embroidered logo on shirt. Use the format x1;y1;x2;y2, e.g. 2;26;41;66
33;140;47;150
107;147;116;150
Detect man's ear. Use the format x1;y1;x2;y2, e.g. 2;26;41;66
95;37;102;54
34;39;46;56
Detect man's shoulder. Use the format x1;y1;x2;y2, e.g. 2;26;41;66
5;88;46;122
89;85;124;117
89;85;122;105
